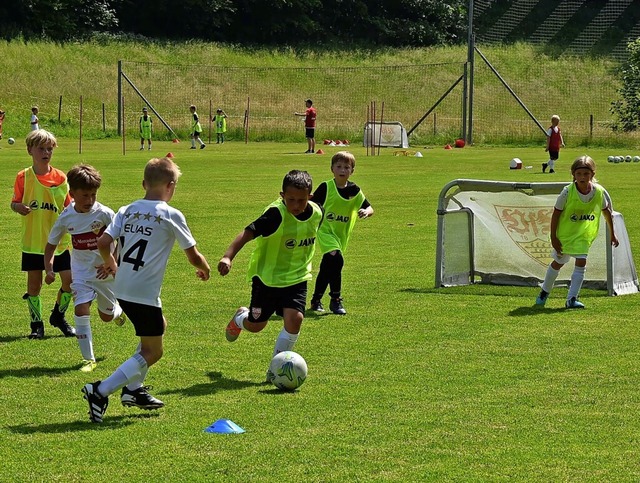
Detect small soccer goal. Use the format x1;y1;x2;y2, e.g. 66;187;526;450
362;121;409;148
435;179;639;296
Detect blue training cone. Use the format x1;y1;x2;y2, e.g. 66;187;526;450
204;419;246;434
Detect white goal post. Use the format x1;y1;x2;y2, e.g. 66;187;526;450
435;179;639;296
362;122;409;148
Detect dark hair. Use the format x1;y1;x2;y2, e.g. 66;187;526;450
306;99;313;106
282;170;312;193
67;164;102;191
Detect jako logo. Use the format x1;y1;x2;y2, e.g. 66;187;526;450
570;213;595;222
285;237;316;249
326;212;350;223
28;200;59;213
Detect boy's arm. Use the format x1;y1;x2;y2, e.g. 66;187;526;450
43;243;57;284
550;208;562;254
97;232;118;275
184;246;211;281
218;228;255;276
602;207;619;247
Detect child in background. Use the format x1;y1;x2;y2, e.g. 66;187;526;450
82;156;210;423
310;151;373;315
294;99;316;154
218;170;323;382
212;108;227;144
44;165;127;373
139;107;153;151
0;109;5;140
543;114;565;174
189;104;205;149
30;106;40;131
11;129;75;339
536;155;618;309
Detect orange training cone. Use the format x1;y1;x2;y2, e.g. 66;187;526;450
316;149;325;155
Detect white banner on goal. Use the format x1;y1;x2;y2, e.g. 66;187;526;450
363;122;409;148
435;179;639;296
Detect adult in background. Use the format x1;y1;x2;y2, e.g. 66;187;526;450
295;99;316;154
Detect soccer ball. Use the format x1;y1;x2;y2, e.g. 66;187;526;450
269;351;308;391
633;156;640;163
608;156;614;163
7;137;15;145
625;155;632;162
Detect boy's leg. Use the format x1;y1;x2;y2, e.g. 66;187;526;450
25;269;44;338
190;133;196;148
327;251;345;309
140;138;144;150
311;252;332;311
75;314;95;371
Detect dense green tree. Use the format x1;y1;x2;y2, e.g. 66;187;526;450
0;0;117;41
610;38;640;132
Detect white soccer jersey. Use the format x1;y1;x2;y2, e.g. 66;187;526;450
48;201;115;281
106;199;196;307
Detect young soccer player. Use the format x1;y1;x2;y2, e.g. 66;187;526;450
212;108;227;144
11;129;75;339
44;165;127;373
189;104;205;149
218;170;323;381
0;109;5;141
309;151;373;315
30;106;40;131
81;156;211;423
294;99;316;154
543;114;565;173
536;155;618;309
139;107;152;150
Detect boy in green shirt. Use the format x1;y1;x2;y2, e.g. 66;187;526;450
218;170;323;381
310;151;373;315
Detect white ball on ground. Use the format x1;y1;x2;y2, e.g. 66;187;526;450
269;351;308;391
7;137;15;145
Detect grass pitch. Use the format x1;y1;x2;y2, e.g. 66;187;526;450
1;139;640;481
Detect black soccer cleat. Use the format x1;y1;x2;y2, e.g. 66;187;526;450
82;381;109;423
121;385;164;410
28;321;44;339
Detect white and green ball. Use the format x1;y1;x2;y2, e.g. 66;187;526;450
269;351;308;391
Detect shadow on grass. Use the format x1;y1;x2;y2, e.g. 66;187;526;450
6;413;157;434
509;306;568;316
0;358;106;379
0;334;26;343
160;371;264;397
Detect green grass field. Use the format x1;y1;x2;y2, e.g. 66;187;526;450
1;139;640;481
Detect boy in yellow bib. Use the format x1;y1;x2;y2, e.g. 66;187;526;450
218;170;323;382
11;129;75;339
310;151;373;315
536;155;618;309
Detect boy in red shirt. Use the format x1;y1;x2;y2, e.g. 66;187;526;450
295;99;316;154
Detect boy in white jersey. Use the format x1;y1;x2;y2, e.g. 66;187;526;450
44;165;127;373
218;170;324;383
536;155;618;309
81;157;211;423
309;151;373;315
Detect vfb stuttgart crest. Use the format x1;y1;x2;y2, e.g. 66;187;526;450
495;205;553;267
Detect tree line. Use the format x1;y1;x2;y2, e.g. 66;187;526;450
1;0;467;47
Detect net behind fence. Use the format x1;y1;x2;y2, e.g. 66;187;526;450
471;0;640;144
119;61;466;145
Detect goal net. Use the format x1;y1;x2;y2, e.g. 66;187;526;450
435;179;639;296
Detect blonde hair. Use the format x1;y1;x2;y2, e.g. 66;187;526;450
571;155;597;180
551;114;560;122
331;151;356;169
25;129;57;149
144;157;182;187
